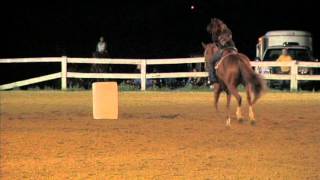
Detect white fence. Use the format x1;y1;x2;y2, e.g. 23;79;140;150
0;57;319;91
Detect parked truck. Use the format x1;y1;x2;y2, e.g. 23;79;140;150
255;30;319;90
256;30;314;62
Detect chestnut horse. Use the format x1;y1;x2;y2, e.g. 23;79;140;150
202;43;265;126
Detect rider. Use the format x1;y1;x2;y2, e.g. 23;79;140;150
207;18;237;84
95;36;108;58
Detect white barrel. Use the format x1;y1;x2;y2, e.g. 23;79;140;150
92;82;118;119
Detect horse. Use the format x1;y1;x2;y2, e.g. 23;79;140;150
202;43;265;126
91;51;110;73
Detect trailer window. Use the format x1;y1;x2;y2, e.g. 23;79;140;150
264;48;312;61
288;49;311;60
264;49;282;61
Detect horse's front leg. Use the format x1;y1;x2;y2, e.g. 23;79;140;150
213;83;221;111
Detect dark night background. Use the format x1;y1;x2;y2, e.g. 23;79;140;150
1;0;319;86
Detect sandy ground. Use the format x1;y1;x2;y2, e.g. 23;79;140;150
0;91;320;179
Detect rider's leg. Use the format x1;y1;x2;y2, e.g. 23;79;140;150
210;51;222;84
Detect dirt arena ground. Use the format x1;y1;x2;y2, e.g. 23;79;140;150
1;91;319;179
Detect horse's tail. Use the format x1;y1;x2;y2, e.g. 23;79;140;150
238;54;266;104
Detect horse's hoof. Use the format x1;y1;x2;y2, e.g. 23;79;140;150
250;121;256;126
225;117;231;128
238;118;244;124
225;124;231;129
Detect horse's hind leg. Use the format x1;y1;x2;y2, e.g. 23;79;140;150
246;84;256;125
227;84;243;123
226;90;231;126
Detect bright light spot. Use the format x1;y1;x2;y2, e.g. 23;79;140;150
191;5;195;10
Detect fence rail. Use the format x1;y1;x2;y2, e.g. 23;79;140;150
0;57;319;91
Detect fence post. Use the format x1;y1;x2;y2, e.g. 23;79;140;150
290;61;298;91
61;56;67;90
140;59;146;91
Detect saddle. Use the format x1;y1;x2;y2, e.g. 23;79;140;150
214;47;238;70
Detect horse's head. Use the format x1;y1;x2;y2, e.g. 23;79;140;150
202;42;219;60
202;42;219;70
